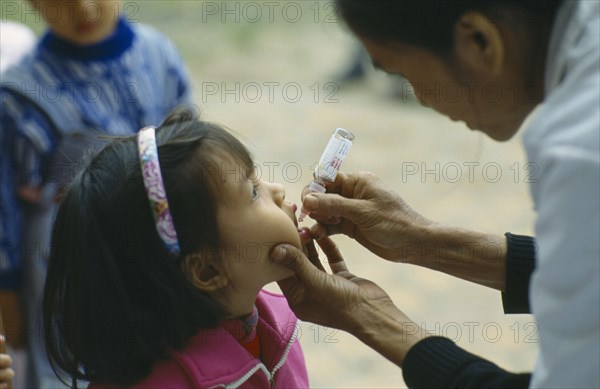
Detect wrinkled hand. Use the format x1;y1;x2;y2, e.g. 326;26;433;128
302;171;433;263
273;234;398;334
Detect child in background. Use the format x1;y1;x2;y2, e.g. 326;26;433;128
43;108;309;388
0;1;192;386
0;20;37;389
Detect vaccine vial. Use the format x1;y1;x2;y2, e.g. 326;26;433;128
298;128;355;222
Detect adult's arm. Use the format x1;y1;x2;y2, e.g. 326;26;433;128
272;241;532;388
403;336;530;387
303;171;528;292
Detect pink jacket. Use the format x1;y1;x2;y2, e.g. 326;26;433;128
89;290;308;388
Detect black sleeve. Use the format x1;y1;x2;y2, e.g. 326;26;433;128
403;337;531;388
501;233;537;314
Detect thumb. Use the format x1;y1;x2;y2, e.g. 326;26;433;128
271;244;320;283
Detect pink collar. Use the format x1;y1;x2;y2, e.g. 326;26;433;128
220;306;259;344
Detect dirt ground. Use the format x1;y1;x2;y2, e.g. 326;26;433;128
4;1;539;387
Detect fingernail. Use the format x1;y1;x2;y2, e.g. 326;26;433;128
310;224;326;240
0;334;4;342
304;194;317;210
298;228;310;242
271;245;287;262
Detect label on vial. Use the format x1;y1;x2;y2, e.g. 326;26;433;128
316;131;353;182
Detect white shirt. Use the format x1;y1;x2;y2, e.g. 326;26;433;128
524;1;600;387
0;21;36;73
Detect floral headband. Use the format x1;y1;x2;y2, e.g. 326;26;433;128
137;127;181;256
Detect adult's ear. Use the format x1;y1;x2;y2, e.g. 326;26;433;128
180;251;229;292
453;12;505;77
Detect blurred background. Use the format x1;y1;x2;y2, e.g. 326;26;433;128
2;1;538;387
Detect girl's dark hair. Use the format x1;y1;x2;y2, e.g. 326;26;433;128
43;107;254;386
336;0;563;54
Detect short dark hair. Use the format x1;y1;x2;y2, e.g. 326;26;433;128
336;0;563;54
43;107;254;385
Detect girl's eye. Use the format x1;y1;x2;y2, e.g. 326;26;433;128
252;182;260;199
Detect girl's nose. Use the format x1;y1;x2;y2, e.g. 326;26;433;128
269;182;286;206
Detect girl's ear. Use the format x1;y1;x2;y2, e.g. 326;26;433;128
180;251;229;292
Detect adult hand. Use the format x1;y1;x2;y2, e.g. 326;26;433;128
301;171;509;290
277;234;396;332
272;235;425;366
302;171;433;263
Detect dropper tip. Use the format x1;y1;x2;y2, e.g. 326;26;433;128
298;209;309;223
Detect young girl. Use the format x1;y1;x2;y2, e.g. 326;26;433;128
42;108;309;388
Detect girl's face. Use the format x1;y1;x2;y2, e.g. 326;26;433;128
31;0;120;45
215;157;298;291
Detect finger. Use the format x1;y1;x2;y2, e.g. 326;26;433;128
310;221;359;242
271;244;326;285
273;244;325;307
306;213;342;225
300;193;318;214
300;185;312;200
307;193;369;224
0;355;11;369
299;227;315;261
276;275;302;303
309;223;339;240
315;237;343;263
329;260;349;274
322;170;350;194
315;237;350;274
0;367;14;382
301;172;349;199
305;239;326;272
298;227;311;244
